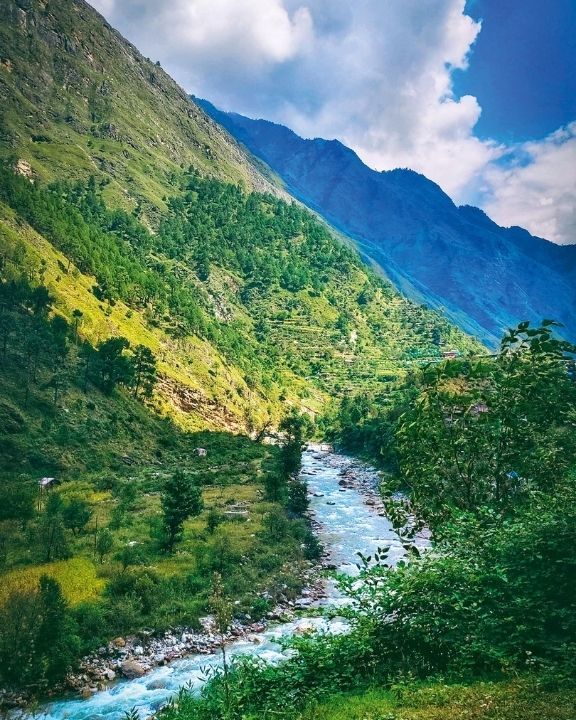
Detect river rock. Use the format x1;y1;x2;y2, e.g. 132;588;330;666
133;645;144;656
113;637;126;648
154;653;166;665
294;598;313;609
146;678;167;690
102;668;116;682
121;660;146;678
294;621;315;634
80;687;94;698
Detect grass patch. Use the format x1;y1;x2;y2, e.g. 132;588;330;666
302;680;576;720
0;557;105;606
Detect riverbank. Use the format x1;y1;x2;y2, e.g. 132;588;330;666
0;571;328;712
10;447;399;720
66;566;329;702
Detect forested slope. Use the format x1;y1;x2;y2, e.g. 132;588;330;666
198;99;576;347
0;0;488;701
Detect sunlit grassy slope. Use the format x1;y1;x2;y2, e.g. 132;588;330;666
0;0;279;209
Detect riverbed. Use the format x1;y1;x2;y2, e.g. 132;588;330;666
28;447;411;720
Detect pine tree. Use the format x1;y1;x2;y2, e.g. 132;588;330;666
36;576;78;683
130;344;157;398
161;470;203;552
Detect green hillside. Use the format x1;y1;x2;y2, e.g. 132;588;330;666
0;0;278;209
0;0;486;699
0;0;482;435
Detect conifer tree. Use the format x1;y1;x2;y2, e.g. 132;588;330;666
161;470;203;552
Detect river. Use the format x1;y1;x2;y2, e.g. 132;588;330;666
29;446;412;720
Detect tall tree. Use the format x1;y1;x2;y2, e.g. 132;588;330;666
92;336;132;394
161;470;203;552
279;410;313;477
62;498;92;535
396;321;576;523
130;344;157;398
35;576;79;683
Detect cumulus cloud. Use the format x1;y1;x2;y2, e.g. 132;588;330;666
91;0;312;85
481;123;576;244
87;0;574;244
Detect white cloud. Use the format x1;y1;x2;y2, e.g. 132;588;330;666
87;0;574;244
257;0;501;200
481;123;576;244
92;0;313;85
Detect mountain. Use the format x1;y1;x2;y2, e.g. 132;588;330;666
1;1;568;704
0;0;281;212
0;1;484;681
0;0;481;453
197;99;576;346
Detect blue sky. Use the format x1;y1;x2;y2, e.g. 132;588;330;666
455;0;576;142
89;0;575;244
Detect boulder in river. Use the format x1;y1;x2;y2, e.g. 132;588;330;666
146;678;168;690
121;660;146;679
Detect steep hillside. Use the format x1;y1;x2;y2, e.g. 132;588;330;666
0;166;481;440
198;99;576;347
0;0;279;216
0;0;483;443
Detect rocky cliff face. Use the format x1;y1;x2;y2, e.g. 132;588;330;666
199;99;576;345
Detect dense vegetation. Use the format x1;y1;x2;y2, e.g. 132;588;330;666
0;397;317;693
0;218;320;692
0;156;477;700
162;322;576;719
0;165;479;402
3;3;571;716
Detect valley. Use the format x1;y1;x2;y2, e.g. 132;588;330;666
198;98;576;346
0;2;574;719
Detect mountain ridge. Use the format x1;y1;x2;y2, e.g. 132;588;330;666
197;98;576;346
0;0;283;217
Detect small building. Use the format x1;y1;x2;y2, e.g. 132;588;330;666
195;447;207;457
442;350;459;359
39;477;57;489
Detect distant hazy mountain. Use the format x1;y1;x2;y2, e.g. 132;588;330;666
198;98;576;346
